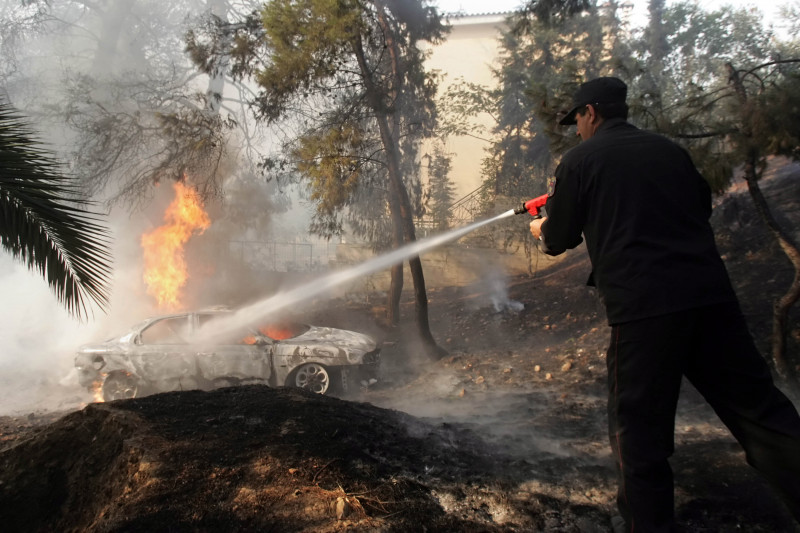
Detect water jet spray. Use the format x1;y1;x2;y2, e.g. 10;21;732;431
199;209;519;342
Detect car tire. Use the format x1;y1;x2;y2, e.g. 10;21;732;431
290;363;332;395
102;371;139;402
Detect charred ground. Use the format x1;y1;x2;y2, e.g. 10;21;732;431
1;164;799;532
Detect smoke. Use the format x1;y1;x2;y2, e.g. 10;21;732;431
0;204;166;416
0;0;528;419
484;269;525;313
0;171;297;416
196;210;516;342
460;254;525;314
0;0;300;416
370;364;605;461
0;258;102;415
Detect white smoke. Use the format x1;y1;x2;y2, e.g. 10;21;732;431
0;207;161;415
487;271;525;313
0;255;98;414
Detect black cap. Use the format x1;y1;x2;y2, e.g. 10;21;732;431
559;77;628;126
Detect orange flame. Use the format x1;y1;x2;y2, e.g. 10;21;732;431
242;325;296;345
91;380;104;403
141;182;211;310
259;324;295;340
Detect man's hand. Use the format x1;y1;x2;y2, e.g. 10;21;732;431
530;217;546;241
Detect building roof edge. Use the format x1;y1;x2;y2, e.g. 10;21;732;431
443;11;513;25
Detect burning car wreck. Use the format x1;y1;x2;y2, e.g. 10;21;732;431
74;307;380;401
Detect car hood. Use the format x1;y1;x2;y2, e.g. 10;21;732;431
284;326;376;353
76;341;123;356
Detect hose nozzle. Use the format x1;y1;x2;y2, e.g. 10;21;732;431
515;193;548;217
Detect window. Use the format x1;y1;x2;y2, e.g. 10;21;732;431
140;317;191;345
197;312;254;345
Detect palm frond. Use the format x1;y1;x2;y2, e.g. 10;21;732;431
0;99;113;319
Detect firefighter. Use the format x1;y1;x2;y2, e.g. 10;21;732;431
530;76;800;532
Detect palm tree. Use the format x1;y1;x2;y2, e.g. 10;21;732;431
0;99;112;319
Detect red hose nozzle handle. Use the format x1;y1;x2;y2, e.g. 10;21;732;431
514;193;548;217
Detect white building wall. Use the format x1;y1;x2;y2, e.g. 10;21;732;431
426;13;511;198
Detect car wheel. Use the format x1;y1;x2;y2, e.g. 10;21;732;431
102;371;138;401
291;363;331;394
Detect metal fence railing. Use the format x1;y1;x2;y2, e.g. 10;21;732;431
229;241;339;272
417;183;491;234
229;186;493;273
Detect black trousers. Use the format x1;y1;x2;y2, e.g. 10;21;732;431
607;302;800;532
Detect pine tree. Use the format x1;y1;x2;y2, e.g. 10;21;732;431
425;145;455;232
225;0;448;356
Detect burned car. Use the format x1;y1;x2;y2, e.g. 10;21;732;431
74;307;380;401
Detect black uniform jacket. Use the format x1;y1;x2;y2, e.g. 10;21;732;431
540;118;737;324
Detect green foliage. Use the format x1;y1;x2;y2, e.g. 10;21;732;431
424;144;455;231
437;78;498;141
240;0;447;247
630;2;774;129
754;70;800;160
252;0;445;124
663;2;772;67
437;0;800;244
472;1;796;196
0;100;112;318
516;0;592;30
485;2;632;198
61;72;233;207
256;0;364;122
777;2;800;44
628;4;796;192
293;122;366;219
185;11;265;81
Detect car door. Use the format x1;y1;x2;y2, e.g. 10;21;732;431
131;315;197;382
193;313;272;384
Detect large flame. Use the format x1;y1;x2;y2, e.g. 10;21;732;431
141;182;211;310
259;324;296;340
241;324;297;345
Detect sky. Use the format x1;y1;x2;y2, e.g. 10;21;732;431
433;0;785;26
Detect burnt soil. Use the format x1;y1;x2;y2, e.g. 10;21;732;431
2;163;800;532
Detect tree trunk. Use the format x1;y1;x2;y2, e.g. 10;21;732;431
205;0;231;114
376;3;442;357
728;65;800;382
742;155;800;381
387;191;405;325
353;21;442;357
351;34;404;326
387;264;403;325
